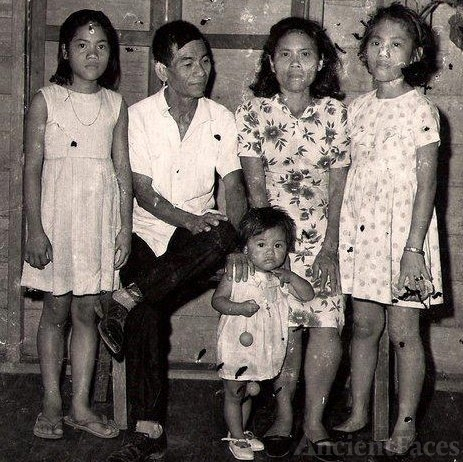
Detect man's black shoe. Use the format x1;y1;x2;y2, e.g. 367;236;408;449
98;299;128;356
263;435;293;458
106;431;167;461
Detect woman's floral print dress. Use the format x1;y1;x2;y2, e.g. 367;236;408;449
236;95;350;330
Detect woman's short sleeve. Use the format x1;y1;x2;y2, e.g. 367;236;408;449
326;99;350;169
412;98;440;148
235;99;263;158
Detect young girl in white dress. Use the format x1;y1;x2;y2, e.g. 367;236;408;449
22;10;132;440
213;207;314;460
336;4;442;455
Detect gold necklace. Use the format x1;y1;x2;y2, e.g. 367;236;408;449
66;89;103;126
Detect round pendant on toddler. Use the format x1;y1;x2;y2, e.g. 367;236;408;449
239;331;254;347
247;381;260;396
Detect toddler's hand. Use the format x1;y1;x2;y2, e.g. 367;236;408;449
239;299;260;317
271;268;293;285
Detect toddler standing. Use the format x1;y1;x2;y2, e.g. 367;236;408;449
213;207;314;460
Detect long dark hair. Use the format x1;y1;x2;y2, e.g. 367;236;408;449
250;17;344;100
50;9;121;90
359;3;437;87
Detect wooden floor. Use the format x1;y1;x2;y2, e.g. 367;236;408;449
1;372;462;462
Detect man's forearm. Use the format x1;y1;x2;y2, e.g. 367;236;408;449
136;189;193;229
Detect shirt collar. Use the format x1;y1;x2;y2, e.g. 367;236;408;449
156;87;213;126
269;93;320;119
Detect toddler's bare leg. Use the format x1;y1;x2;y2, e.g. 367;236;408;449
223;379;248;438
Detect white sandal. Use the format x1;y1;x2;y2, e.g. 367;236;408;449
243;431;264;451
222;436;254;460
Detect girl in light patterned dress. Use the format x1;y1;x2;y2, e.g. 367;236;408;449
336;4;442;455
22;10;132;440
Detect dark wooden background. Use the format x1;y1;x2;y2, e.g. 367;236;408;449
0;0;461;385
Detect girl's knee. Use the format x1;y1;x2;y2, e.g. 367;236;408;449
388;326;421;348
41;293;71;325
71;296;99;325
353;318;383;340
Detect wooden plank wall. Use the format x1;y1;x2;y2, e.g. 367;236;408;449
1;0;26;363
4;0;463;375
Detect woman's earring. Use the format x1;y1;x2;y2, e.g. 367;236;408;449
243;246;248;255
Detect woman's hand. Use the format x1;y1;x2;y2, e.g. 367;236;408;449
397;251;431;293
225;252;255;282
312;247;341;295
114;227;131;269
25;230;53;270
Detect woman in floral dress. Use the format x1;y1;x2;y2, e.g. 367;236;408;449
235;17;349;459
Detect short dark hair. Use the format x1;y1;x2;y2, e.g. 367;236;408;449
250;17;344;100
50;9;121;90
359;3;437;87
151;20;210;66
238;207;296;252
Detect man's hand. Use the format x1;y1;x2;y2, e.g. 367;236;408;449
185;211;228;235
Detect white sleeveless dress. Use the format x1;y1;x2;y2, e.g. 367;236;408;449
217;271;295;381
21;84;122;296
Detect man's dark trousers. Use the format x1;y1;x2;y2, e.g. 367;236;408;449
120;221;237;428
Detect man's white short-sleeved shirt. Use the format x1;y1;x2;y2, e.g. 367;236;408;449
128;88;241;256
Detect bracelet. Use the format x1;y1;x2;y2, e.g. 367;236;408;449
404;246;424;256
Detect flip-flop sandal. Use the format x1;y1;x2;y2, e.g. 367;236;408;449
33;413;63;440
63;414;119;439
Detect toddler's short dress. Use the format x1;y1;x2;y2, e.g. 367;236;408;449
21;84;122;296
339;89;443;308
217;271;301;381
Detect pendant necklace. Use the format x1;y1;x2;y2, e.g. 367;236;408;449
66;88;102;126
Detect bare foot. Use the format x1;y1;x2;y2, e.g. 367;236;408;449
304;423;330;444
332;415;368;433
68;406;116;437
384;419;416;454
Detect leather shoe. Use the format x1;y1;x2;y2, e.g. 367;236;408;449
263;435;292;458
98;299;128;356
310;438;344;462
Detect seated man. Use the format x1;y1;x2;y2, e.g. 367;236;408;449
106;20;246;462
